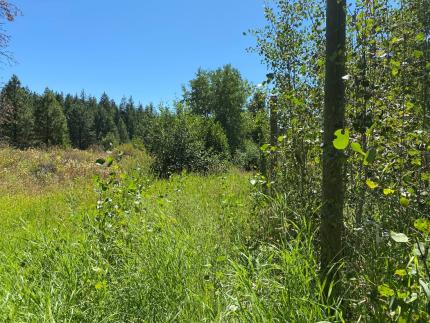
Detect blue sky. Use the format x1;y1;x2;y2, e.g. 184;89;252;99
1;0;268;105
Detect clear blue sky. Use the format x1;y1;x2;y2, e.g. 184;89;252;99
1;0;268;105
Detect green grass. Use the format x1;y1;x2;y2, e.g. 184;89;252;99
0;148;335;322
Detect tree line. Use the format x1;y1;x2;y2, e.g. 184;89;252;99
0;65;272;175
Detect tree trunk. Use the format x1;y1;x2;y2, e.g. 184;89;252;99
421;0;429;131
320;0;347;300
269;95;279;181
420;0;430;185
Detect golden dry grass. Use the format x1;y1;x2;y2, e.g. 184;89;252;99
0;144;152;195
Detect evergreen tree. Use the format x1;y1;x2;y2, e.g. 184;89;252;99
55;92;65;107
0;75;34;147
64;93;76;111
117;117;129;143
123;97;136;139
34;89;69;146
66;103;94;149
135;103;157;148
93;93;119;144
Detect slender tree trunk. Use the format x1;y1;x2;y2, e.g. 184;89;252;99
269;95;279;173
421;0;429;131
320;0;347;300
420;0;430;183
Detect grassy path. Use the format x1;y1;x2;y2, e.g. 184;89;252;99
0;170;257;321
0;156;326;321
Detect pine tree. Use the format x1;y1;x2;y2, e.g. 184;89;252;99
0;75;34;147
93;93;119;144
66;103;94;149
117;117;129;144
34;89;69;147
135;103;157;148
123;97;136;139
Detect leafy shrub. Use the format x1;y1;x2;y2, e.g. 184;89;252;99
202;118;230;156
148;110;230;177
233;139;261;171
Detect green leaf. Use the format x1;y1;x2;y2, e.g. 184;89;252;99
412;158;421;166
400;197;410;207
390;37;400;44
383;188;395;195
421;172;430;181
366;179;379;190
414;218;430;235
390;231;409;243
419;279;430;300
378;284;395;297
405;101;415;112
364;147;377;165
376;50;387;58
390;59;401;68
407;149;420;156
106;156;114;167
397;290;409;299
390;60;401;77
415;33;426;42
405;292;418;304
260;144;270;152
95;158;105;166
351;142;365;156
414;242;426;256
333;129;349;150
395;269;407;277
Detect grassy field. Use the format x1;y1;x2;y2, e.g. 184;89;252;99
0;146;333;322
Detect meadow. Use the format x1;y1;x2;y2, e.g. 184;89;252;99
0;146;335;322
1;0;429;321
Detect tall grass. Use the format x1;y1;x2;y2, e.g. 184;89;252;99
0;147;337;321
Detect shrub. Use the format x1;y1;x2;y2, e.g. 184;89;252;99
149;111;230;177
233;139;261;171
